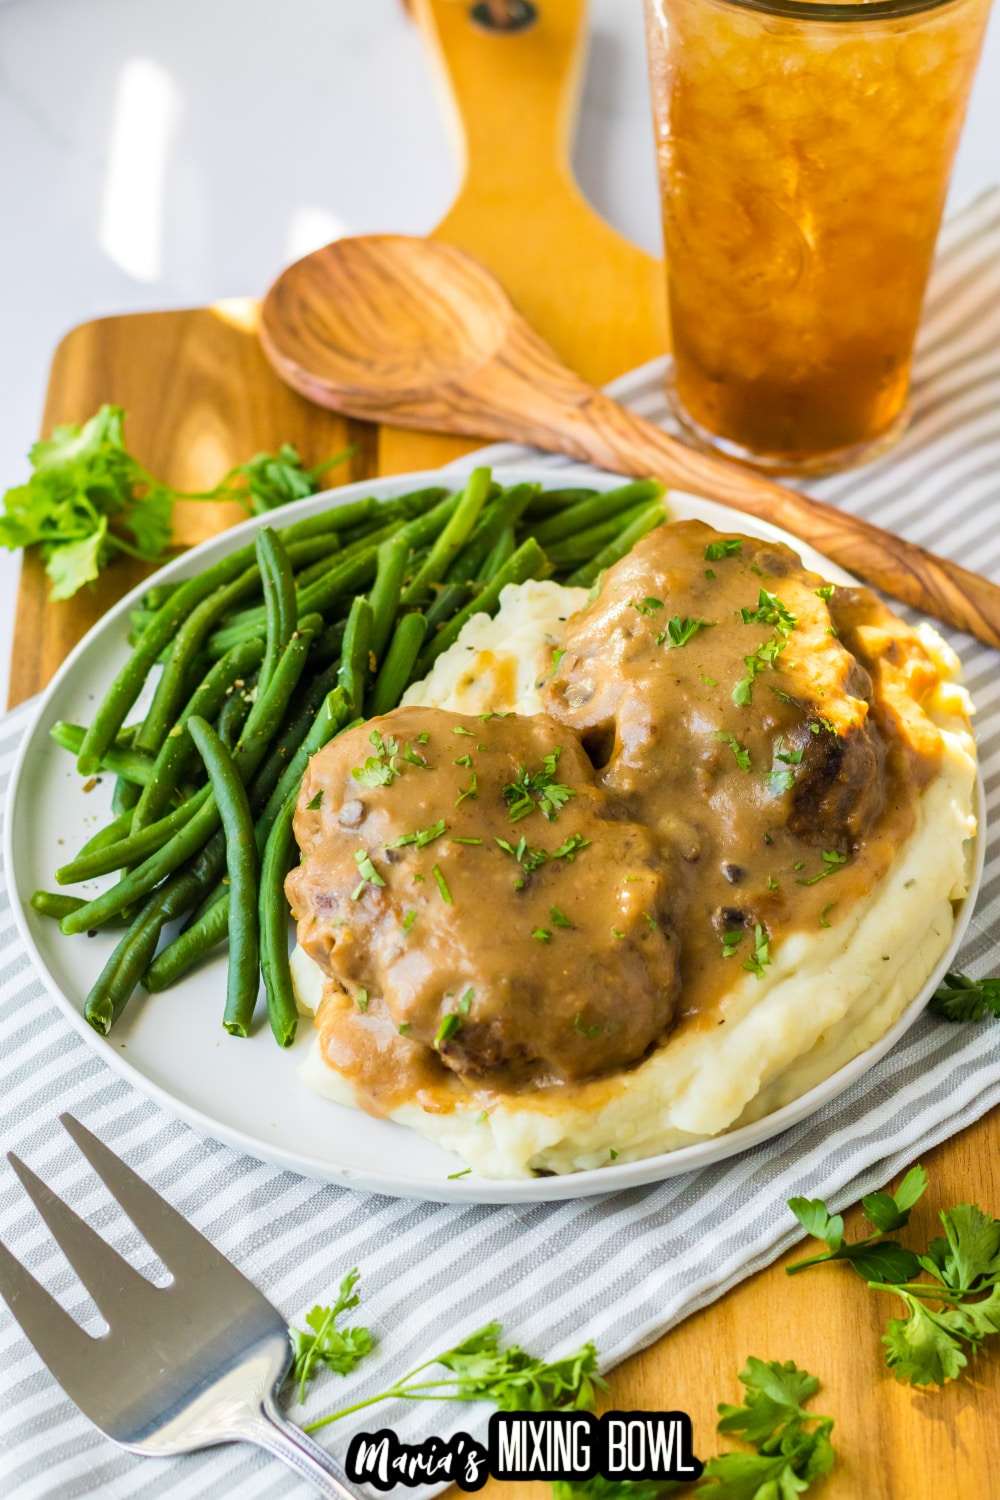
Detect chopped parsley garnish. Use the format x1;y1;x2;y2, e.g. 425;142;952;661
351;850;385;900
766;769;796;795
455;767;478;806
815;584;836;601
820;902;837;929
351;729;400;787
705;568;715;580
447;1168;472;1180
550;906;573;929
574;1013;600;1038
702;674;718;686
705;538;743;561
797;850;848;886
402;909;417;932
775;737;804;764
655;615;715;649
643;912;658;930
744;923;772;980
432;865;452;904
609;1149;618;1161
767;876;779;891
458;988;474;1014
453;725;475;736
403;741;432;769
356;989;369;1012
811;716;836;734
452;836;482;845
733;634;788;706
398;1022;412;1036
386;819;447;851
740;588;797;635
551;648;566;673
503;748;574;822
435;1013;462;1047
630;596;663;616
551;833;590;861
306;790;324;810
610;927;624;940
721;928;744;959
715;731;751;771
533;928;552;943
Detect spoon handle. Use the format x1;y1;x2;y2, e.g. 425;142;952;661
497;335;1000;646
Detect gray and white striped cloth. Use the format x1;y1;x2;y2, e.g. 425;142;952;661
2;188;1000;1500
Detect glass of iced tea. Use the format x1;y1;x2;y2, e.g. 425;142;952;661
644;0;993;474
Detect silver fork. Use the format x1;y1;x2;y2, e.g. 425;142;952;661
0;1113;364;1499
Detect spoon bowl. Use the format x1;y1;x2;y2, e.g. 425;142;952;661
260;233;1000;648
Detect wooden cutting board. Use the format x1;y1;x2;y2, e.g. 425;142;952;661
9;2;999;1493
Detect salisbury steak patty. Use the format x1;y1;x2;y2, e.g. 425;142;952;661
286;706;680;1090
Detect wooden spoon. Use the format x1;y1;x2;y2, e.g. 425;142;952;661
260;235;1000;648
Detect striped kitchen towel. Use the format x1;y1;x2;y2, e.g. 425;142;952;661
1;188;1000;1500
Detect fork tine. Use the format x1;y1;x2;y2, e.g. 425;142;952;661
58;1114;247;1285
7;1153;160;1323
0;1237;101;1388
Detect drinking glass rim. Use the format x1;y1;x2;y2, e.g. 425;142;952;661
690;0;965;21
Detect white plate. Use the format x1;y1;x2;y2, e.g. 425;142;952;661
5;465;984;1203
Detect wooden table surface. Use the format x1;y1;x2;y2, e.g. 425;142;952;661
9;2;1000;1494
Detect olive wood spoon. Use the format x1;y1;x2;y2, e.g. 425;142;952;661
260;234;1000;648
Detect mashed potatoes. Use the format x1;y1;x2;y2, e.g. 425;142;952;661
294;580;978;1178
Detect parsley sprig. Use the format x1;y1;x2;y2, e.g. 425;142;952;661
304;1321;606;1433
0;404;350;600
703;1358;834;1499
288;1268;374;1404
785;1167;1000;1387
930;971;1000;1022
787;1165;928;1281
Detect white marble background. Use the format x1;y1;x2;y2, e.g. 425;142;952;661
0;0;997;708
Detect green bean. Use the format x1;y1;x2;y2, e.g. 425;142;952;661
187;716;260;1038
424;581;473;631
259;796;299;1047
128;608;156;644
135;564;263;756
84;890;174;1034
131;637;266;831
446;483;539;583
297;547;379;619
545;500;655;567
367;613;427;716
368;533;410;665
31;891;88;921
51;723;156;785
479;525;515;579
415;538;552;674
141;582;180;610
337;596;374;716
60;621;320;934
532;479;665;547
565;500;667;587
312;619;347;664
77;538;275;776
257;529;297;692
146;690;352;991
75;812;134;860
215;675;257;748
401;468;492;605
111;777;141;816
521;486;598;520
56;787;212;884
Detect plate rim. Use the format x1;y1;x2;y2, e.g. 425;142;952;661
4;463;985;1203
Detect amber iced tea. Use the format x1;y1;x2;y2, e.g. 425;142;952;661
645;0;992;472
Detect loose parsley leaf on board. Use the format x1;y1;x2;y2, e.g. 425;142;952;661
289;1268;373;1404
930;971;1000;1022
0;405;350;600
703;1358;834;1500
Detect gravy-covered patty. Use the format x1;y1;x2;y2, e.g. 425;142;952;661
286;706;679;1104
543;521;942;1022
